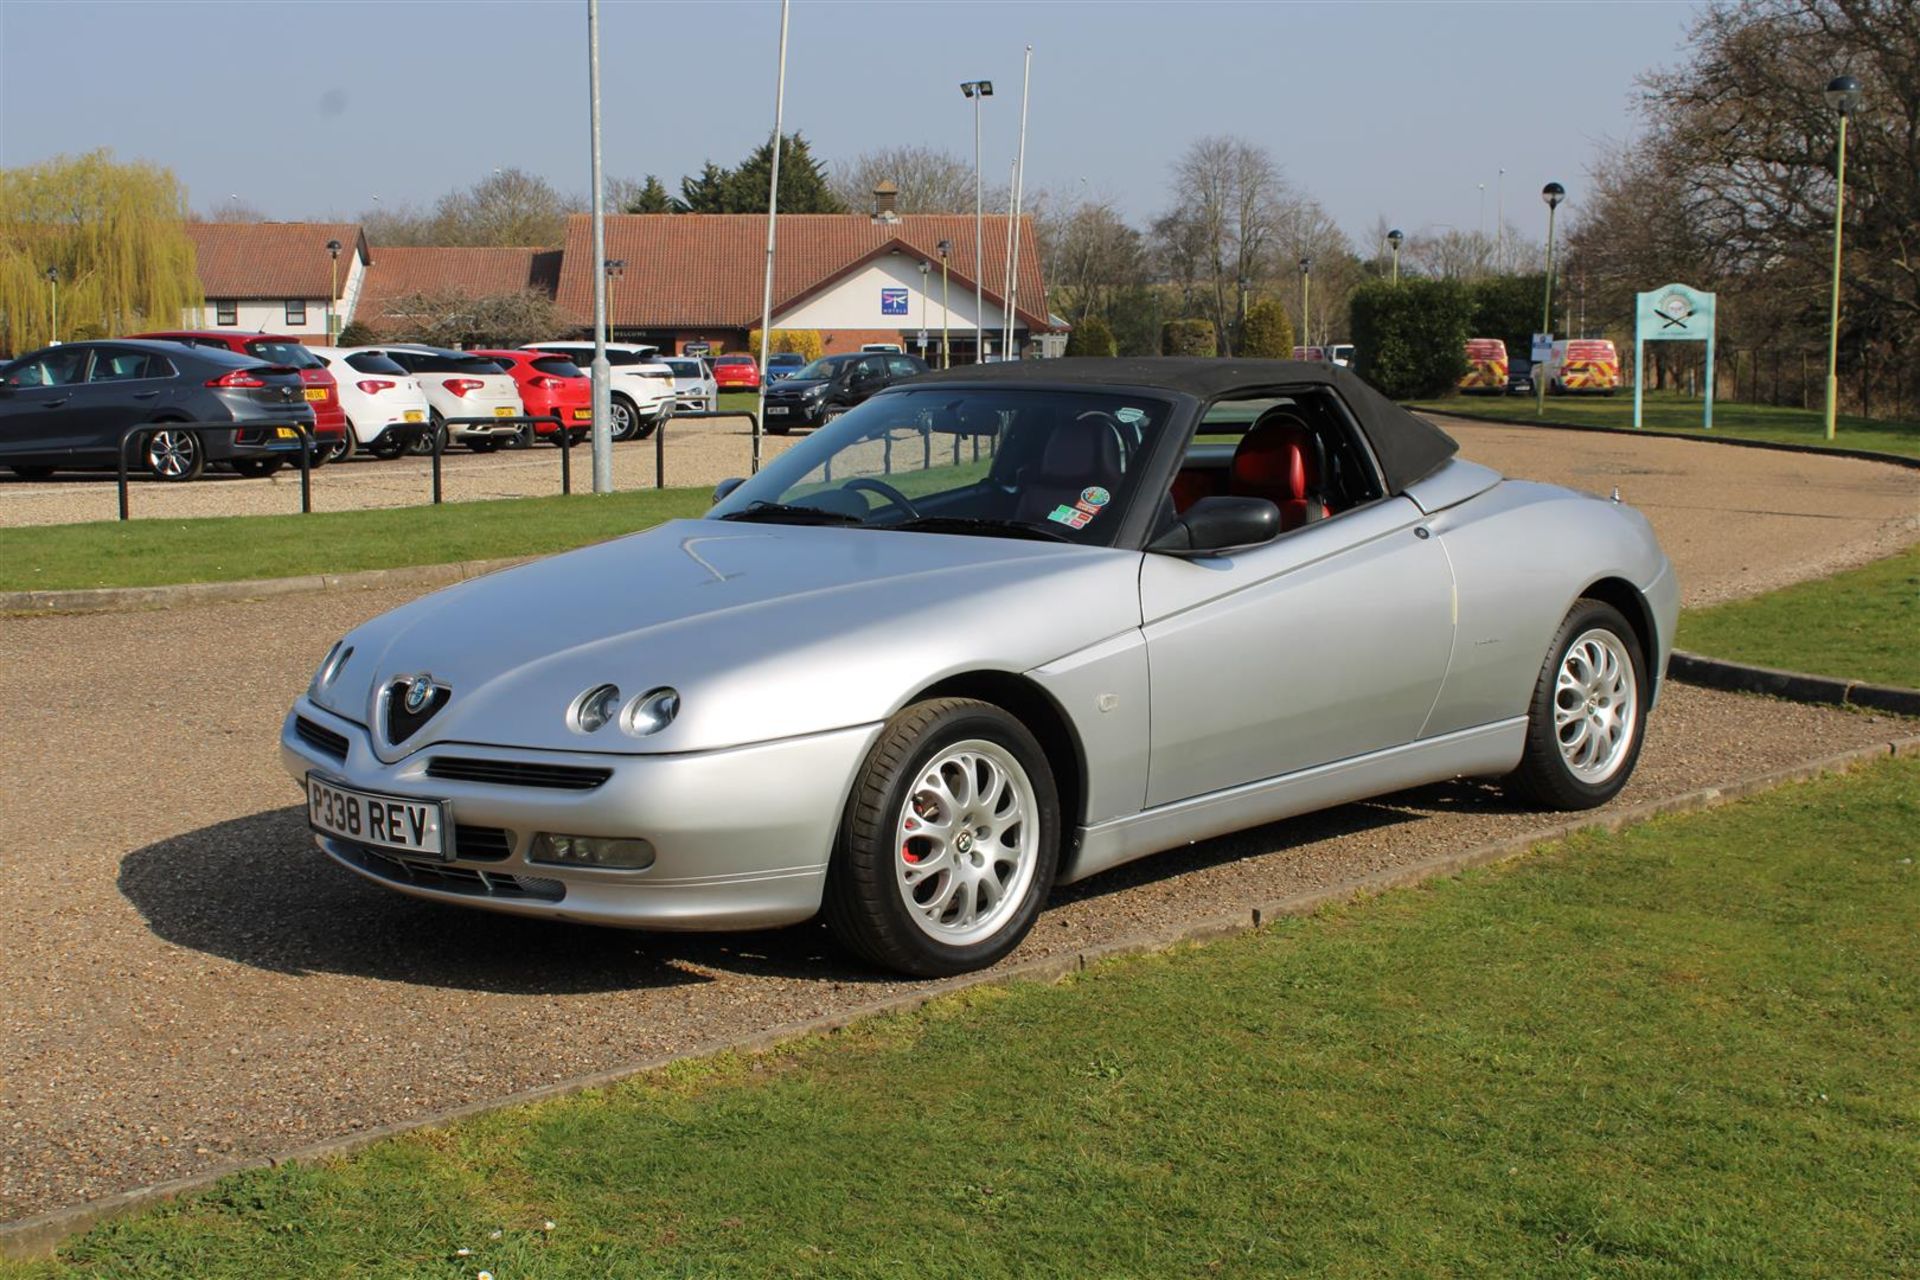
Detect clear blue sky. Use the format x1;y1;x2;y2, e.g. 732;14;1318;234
1;0;1701;244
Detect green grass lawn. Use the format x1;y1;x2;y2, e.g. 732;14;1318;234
1409;389;1920;460
716;390;761;415
0;489;712;593
10;756;1916;1278
1677;542;1920;689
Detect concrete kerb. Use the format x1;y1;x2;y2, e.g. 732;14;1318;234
6;728;1919;1261
0;556;536;617
1668;650;1920;717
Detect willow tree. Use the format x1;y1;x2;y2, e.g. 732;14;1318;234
0;150;201;354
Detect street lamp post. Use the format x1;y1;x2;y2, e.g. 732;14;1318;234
1536;181;1565;415
1823;74;1862;441
45;266;58;345
1387;228;1404;286
918;259;931;359
937;239;952;369
961;79;993;362
1298;256;1312;350
325;239;342;343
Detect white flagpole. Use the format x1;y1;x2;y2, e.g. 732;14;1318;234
1000;159;1016;360
753;0;790;476
1005;44;1031;362
587;0;612;493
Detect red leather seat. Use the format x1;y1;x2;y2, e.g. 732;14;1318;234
1170;468;1219;512
1227;411;1329;531
1013;416;1124;526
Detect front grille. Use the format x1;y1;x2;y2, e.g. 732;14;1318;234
452;824;514;860
294;716;349;760
384;679;449;745
427;756;611;791
336;842;563;901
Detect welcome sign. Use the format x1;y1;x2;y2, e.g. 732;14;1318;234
1633;282;1718;430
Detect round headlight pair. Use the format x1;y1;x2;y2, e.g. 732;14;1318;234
570;684;680;737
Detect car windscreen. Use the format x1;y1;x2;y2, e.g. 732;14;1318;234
530;357;585;378
664;360;702;377
790;357;852;380
243;340;323;369
707;387;1173;547
396;352;505;374
344;352;408;375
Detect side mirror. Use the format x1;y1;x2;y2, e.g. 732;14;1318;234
712;477;745;503
1149;496;1281;554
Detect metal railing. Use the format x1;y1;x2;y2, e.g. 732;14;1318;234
117;421;314;521
433;416;575;501
667;409;758;488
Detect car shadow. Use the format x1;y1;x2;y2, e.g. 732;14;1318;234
117;806;874;994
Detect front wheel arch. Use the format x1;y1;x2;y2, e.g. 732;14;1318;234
905;670;1087;839
1576;577;1659;689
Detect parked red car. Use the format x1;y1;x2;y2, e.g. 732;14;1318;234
711;354;760;391
471;350;592;444
132;331;349;463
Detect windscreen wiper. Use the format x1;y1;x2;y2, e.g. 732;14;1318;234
717;501;866;526
885;515;1074;543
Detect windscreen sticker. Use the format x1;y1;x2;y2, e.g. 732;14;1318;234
1048;503;1094;530
1079;486;1111;508
1115;407;1146;425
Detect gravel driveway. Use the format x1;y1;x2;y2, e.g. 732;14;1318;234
1;417;1916;1223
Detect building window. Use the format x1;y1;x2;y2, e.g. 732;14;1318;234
285;300;307;326
216;301;238;326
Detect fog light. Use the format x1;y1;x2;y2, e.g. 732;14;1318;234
530;833;656;870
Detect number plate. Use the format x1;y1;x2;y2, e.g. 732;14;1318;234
572;408;592;420
766;406;788;415
304;387;327;402
493;406;515;417
404;410;424;423
307;774;447;858
274;427;298;439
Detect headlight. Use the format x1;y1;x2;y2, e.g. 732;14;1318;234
623;687;680;737
570;683;621;733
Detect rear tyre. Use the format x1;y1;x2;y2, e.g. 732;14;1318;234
367;437;404;460
322;431;357;464
229;458;285;479
824;698;1060;977
1505;599;1649;811
608;395;639;442
144;427;204;482
407;415;446;457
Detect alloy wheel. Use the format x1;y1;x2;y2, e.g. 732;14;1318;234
892;739;1040;947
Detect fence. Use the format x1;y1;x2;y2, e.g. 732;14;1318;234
1622;346;1912;422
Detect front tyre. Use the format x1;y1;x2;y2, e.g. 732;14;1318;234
825;698;1060;976
1506;599;1648;810
608;395;639;442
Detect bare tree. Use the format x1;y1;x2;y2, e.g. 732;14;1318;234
201;198;269;223
1162;136;1292;353
1046;200;1149;326
378;288;565;348
831;145;981;213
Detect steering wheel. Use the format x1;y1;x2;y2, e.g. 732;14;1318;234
844;477;923;521
1075;409;1132;468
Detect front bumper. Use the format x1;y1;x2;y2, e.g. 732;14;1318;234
280;699;881;931
762;399;824;425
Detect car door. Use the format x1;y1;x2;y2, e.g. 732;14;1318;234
0;346;94;461
1139;493;1455;807
71;346;172;461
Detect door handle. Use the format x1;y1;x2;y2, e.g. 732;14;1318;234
132;391;160;400
40;396;70;408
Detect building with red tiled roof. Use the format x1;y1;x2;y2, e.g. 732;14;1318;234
552;198;1057;361
182;222;369;338
354;246;564;336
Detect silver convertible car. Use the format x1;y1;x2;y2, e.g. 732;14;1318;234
283;358;1677;975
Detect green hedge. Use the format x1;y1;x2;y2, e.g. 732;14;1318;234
1161;317;1217;357
1064;315;1117;358
1351;280;1472;398
1238;298;1295;358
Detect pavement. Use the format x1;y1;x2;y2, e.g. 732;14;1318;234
0;416;1916;1223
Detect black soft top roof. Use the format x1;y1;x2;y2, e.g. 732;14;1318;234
910;357;1459;494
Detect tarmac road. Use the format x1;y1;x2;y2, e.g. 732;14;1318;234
0;421;1915;1222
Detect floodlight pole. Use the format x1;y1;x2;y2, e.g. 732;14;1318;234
586;0;613;494
754;0;790;475
962;79;992;362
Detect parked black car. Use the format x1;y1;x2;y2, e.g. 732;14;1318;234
1506;359;1535;397
760;352;930;433
0;340;317;481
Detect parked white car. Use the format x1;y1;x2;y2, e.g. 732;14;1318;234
309;347;432;459
522;341;674;441
661;355;718;413
351;346;524;453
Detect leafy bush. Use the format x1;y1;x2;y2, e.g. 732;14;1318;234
1064;315;1117;358
1469;273;1548;356
336;320;377;347
747;328;824;361
1237;298;1295;358
1161;318;1217;357
1350;279;1472;398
